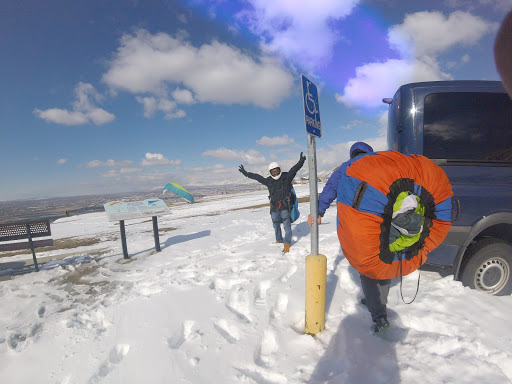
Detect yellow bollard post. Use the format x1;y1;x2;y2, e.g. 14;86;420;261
305;254;327;335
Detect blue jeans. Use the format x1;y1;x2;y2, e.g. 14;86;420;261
271;210;292;245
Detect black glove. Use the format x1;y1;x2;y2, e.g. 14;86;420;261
239;164;248;176
300;152;306;162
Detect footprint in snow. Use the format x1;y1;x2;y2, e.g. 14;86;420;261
270;293;288;320
7;323;44;351
226;289;253;323
235;365;287;384
279;264;298;282
213;319;240;344
254;280;272;306
167;320;196;349
88;344;130;383
8;333;27;351
254;330;278;368
210;277;246;292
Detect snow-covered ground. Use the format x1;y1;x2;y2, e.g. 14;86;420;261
0;184;511;383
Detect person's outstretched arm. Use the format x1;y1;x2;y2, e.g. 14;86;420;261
287;152;306;179
239;164;267;185
308;164;344;227
317;165;343;215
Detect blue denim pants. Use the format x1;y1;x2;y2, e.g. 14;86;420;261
270;209;292;245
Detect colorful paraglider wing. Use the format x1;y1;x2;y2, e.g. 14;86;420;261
163;182;194;203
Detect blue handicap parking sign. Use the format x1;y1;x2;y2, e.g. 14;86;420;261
302;74;322;138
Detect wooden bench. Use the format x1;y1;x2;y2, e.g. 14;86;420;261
0;219;53;272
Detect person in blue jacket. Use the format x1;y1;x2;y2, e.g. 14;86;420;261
308;142;392;333
240;152;306;254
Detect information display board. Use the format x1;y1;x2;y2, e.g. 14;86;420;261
103;199;169;222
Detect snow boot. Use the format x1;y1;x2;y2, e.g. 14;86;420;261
283;243;291;254
373;315;391;333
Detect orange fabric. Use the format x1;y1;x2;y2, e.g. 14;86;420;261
414;155;453;204
346;151;453;202
346;151;418;195
336;151;453;280
337;202;429;279
337;203;382;273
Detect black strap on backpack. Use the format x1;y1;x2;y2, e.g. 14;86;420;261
398;252;422;304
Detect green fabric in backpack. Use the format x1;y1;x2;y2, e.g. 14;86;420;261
389;191;425;252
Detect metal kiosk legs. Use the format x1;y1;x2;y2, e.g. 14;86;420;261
119;216;161;259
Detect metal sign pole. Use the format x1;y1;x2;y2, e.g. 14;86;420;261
120;220;129;259
302;74;325;335
308;135;319;255
152;216;161;252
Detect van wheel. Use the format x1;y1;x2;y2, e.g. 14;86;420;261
460;238;512;296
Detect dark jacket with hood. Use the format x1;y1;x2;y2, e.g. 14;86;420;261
246;157;305;212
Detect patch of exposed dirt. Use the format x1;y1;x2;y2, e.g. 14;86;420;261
143;227;177;234
159;227;177;232
0;235;116;259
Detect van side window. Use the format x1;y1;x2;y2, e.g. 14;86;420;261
423;92;512;161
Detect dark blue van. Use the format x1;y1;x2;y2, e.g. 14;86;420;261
385;80;512;295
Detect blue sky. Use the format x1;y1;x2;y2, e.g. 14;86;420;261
1;0;510;200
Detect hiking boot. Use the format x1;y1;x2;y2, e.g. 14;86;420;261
373;315;390;333
283;243;291;253
275;241;283;244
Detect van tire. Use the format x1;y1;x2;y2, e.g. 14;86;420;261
460;238;512;296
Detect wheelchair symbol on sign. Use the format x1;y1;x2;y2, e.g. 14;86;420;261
304;81;318;116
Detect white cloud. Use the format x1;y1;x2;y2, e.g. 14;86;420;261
172;88;195;105
315;136;388;172
256;134;295;146
100;168;143;178
102;29;294;109
87;108;115;125
84;159;133;168
377;111;389;137
202;147;266;165
447;53;471;69
34;82;115;126
338;11;496;109
236;0;359;71
101;170;120;178
34;109;89;125
190;164;228;174
136;96;186;119
169;164;239;187
57;158;67;165
387;11;494;59
337;58;450;108
141;153;182;166
120;168;143;174
339;120;364;131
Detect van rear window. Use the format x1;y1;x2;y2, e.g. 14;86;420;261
423;92;512;161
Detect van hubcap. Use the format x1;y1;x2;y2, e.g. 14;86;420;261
475;257;510;293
